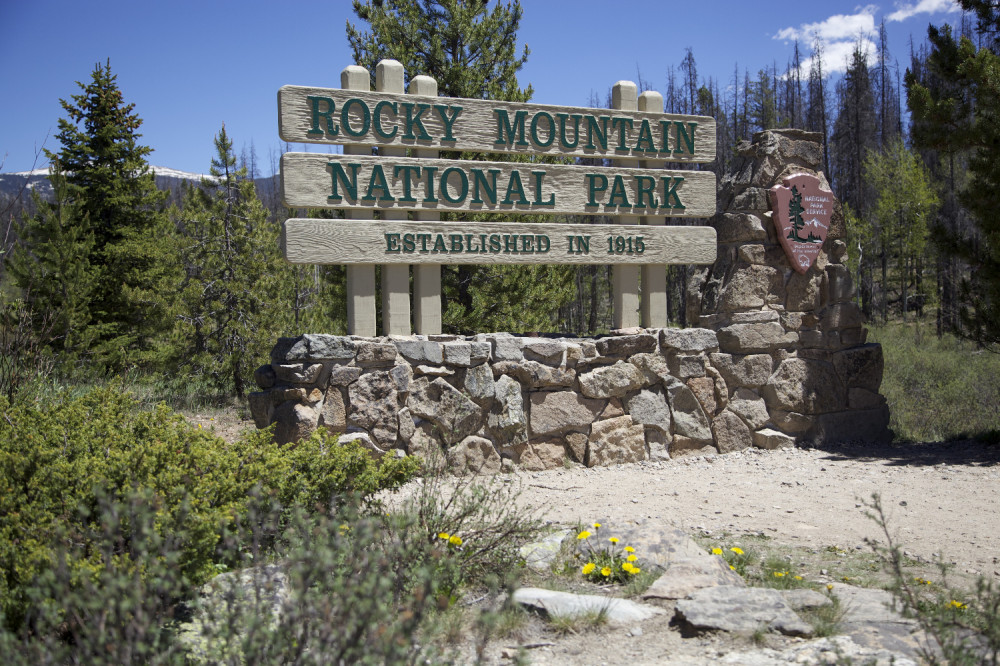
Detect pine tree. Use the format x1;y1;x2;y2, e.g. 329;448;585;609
346;0;576;333
9;162;96;354
47;60;170;366
908;2;1000;347
174;125;289;397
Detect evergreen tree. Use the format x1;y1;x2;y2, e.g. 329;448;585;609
46;60;171;366
347;0;575;333
9;162;96;354
174;125;289;397
908;2;1000;348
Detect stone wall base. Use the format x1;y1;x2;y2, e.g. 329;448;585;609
250;329;889;474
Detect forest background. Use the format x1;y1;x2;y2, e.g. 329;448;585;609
1;0;999;420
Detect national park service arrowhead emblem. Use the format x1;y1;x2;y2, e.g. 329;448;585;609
768;173;832;274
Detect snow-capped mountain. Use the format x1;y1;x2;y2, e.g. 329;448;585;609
0;166;218;202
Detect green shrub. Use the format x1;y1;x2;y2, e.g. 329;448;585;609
0;388;419;632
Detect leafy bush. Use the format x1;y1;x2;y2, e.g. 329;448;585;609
0;388;419;632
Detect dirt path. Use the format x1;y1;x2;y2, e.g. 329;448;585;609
512;441;1000;579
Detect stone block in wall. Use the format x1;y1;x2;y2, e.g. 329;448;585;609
731;187;770;211
626;389;672;435
355;341;398;367
595;334;657;357
676;355;707;378
753;428;796;450
660;328;719;353
529;391;604;436
820;303;864;331
666;380;713;442
329;365;362;386
441;341;472;367
398;407;415;442
565;432;588;463
728;388;770;430
808;406;891;445
712;408;752;453
730;310;781;324
718;265;784;311
447;436;501;475
520;439;568;471
762;358;846;415
254;365;276;389
487;375;527;444
248;392;273;429
646;429;671;461
825;264;855;304
490;334;524;362
670;436;717;458
408;421;446;471
281;334;356;362
600;397;626;419
712;349;780;392
849;388;886;410
631;353;672;386
390;364;412;394
578;361;645;399
840;327;867;346
687;377;718;416
414;365;453;377
319;387;347;433
274;363;327;386
393;339;443;365
831;344;884;393
340;432;386;457
717;323;797;354
470;341;492;365
770;410;815;435
587;416;646;467
522;339;567;365
348;371;400;447
407;377;482;445
464;362;496;401
272;400;319;445
738;244;767;264
493;360;575;389
714;213;768;243
786;271;824;312
831;240;848;264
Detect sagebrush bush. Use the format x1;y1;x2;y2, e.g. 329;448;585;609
0;387;419;632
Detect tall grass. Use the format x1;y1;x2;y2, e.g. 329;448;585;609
869;322;1000;442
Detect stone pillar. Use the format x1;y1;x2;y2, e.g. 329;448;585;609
688;129;890;445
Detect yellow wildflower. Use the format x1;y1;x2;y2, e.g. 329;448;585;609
729;565;736;571
730;547;744;555
773;572;785;578
577;530;592;540
438;532;450;540
624;546;635;553
827;584;834;591
593;522;602;528
950;600;967;610
582;562;596;575
627;554;637;562
601;566;611;577
794;575;803;580
609;537;619;544
449;535;463;546
711;547;723;556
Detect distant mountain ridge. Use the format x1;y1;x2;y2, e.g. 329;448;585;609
0;166;213;202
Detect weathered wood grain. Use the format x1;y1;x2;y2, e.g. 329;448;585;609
282;219;717;266
280;153;716;218
278;84;716;162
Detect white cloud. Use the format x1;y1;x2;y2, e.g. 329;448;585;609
824;37;878;74
886;0;961;22
774;5;879;42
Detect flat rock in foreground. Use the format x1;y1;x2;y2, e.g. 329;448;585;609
673;585;813;637
512;587;665;626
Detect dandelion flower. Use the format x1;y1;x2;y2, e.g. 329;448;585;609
438;532;450;540
827;584;834;591
773;572;785;578
729;565;736;571
609;537;619;544
601;566;611;577
794;575;802;580
577;530;592;540
624;546;635;553
627;554;637;562
449;535;463;546
593;522;602;529
582;562;596;575
730;547;744;555
950;600;967;610
711;547;723;556
631;566;640;574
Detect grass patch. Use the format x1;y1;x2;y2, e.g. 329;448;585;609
869;322;1000;442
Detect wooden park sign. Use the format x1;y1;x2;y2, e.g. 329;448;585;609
769;173;832;274
278;60;718;335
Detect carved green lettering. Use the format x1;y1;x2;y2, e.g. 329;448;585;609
557;113;582;149
532;171;555;207
385;233;401;252
307;96;337;136
402;233;416;252
661;176;685;209
611;117;634;152
502;170;529;205
489;234;502;252
530;111;555;147
585;115;609;150
340;98;370;138
494;109;530;147
674;121;697;156
401;102;433;140
471;168;500;204
586;173;608;207
393;165;421;202
422;166;438;203
634;119;656;153
537;235;550;252
362;164;394;202
327;162;361;201
440;167;469;204
433;104;462;142
635;175;658;208
432;234;447;252
373;100;398;140
608;175;631;208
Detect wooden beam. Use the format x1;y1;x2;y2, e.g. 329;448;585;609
280;153;716;218
612;81;640;330
282;220;717;266
278;85;717;163
409;74;442;335
639;90;668;329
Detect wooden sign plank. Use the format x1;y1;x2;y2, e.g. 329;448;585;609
281;153;716;218
278;85;716;163
282;219;717;266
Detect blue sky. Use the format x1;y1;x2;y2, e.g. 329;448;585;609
0;0;964;175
